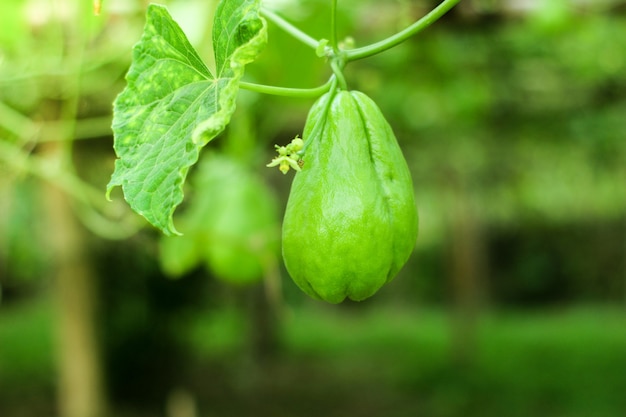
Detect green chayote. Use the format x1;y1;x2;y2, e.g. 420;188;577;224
282;90;418;303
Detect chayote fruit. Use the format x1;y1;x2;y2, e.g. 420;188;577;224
282;90;418;303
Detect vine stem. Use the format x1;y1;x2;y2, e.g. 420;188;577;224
345;0;461;62
240;76;335;98
330;0;339;54
260;7;320;50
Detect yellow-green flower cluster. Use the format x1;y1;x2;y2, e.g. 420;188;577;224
266;136;304;174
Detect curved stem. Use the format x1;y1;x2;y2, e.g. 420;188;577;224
345;0;461;62
240;77;334;98
260;7;320;50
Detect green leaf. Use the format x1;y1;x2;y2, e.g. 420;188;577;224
107;1;267;235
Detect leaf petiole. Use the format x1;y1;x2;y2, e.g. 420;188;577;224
260;7;320;50
240;76;335;98
344;0;461;62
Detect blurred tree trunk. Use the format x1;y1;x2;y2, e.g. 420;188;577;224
42;143;107;417
445;177;487;366
35;2;108;414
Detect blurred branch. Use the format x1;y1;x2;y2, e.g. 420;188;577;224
0;55;128;86
0;101;40;141
0;141;93;204
0;139;141;239
38;116;114;141
0;102;113;143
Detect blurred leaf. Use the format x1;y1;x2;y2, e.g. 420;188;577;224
107;1;267;235
0;0;28;56
159;153;280;284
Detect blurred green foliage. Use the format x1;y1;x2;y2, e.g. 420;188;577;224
1;298;624;417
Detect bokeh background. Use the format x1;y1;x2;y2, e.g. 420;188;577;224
1;0;624;417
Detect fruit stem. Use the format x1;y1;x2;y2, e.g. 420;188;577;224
330;58;348;90
299;77;338;156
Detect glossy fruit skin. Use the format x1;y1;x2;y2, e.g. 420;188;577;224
282;90;418;303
